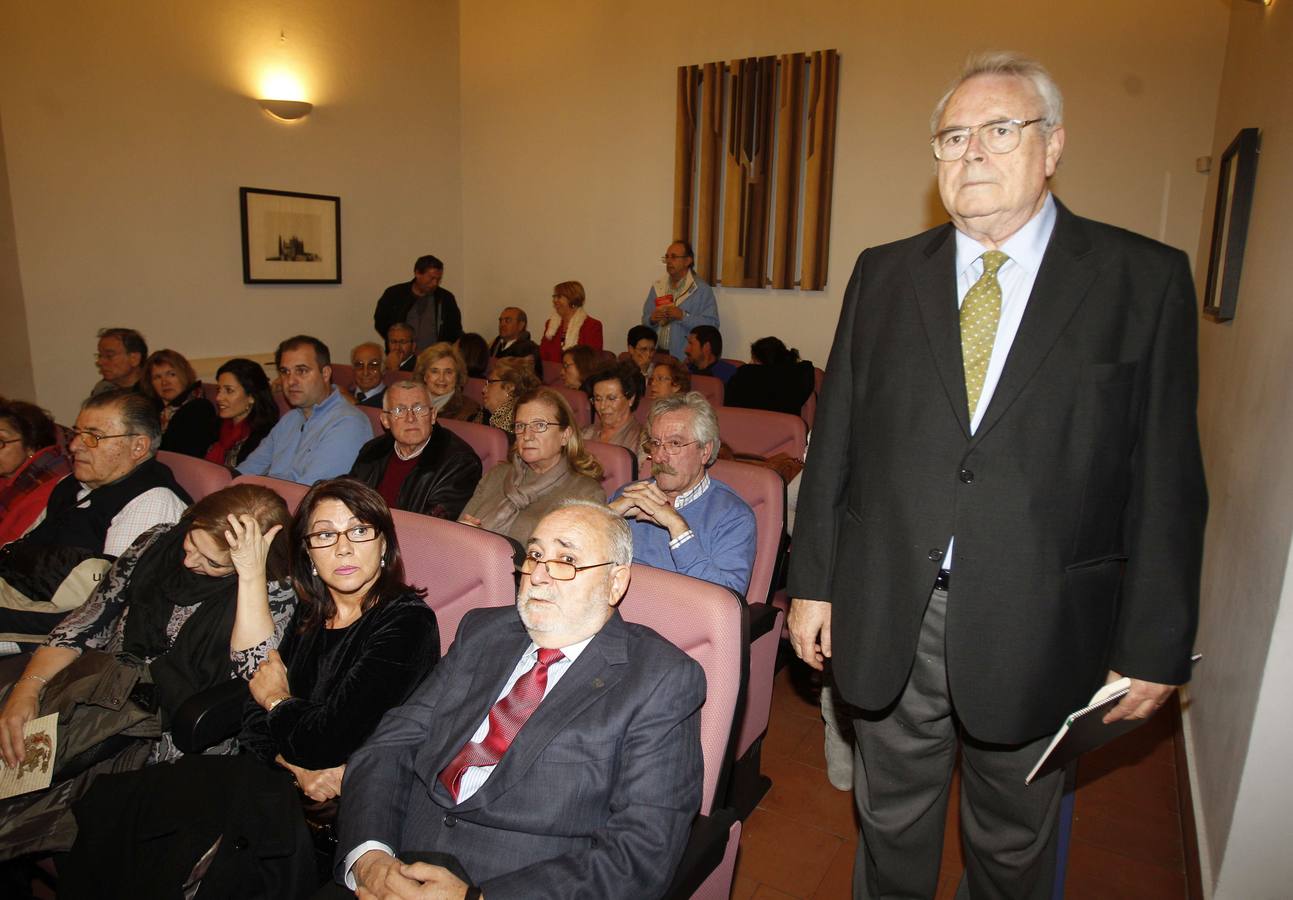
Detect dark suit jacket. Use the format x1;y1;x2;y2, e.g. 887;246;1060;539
374;282;463;345
354;385;386;408
786;200;1207;744
348;427;482;520
335;606;705;900
489;332;543;376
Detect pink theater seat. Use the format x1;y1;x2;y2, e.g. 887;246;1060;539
551;385;591;429
437;418;509;473
618;565;743;816
391;509;517;655
329;363;356;394
383;369;416;386
464;377;486;406
716;406;807;461
357;405;384;438
156;450;233;502
229;474;309;514
541;359;563;385
690;374;724;409
709;460;789;816
585;439;636;496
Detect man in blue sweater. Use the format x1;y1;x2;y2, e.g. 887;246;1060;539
609;392;755;597
237;335;372;485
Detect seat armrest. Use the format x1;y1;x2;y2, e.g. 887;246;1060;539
170;678;250;754
664;807;738;899
747;601;780;642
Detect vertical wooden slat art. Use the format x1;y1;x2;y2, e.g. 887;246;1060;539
673;65;699;248
800;49;839;291
771;53;806;290
674;49;838;291
695;62;723;282
721;56;776;288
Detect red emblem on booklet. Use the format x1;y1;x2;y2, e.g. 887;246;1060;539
654;293;674;309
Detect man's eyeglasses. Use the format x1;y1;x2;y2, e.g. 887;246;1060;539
931;118;1044;161
645;437;700;455
353;360;383;371
661;254;691;262
304;524;381;549
386;404;431;419
70;430;137;448
513;420;560;434
519;555;615;581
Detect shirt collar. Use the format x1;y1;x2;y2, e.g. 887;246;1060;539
672;472;712;510
522;635;594;664
954;191;1057;280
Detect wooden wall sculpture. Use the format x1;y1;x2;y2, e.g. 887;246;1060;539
674;50;838;290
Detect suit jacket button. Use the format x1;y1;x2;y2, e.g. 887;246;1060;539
443;814;457;828
233;836;249;850
927;549;943;562
959;468;974;484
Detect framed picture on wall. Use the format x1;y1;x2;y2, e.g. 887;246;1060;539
1203;128;1259;322
240;187;342;284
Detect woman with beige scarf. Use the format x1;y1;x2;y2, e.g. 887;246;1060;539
538;281;604;363
458;387;605;544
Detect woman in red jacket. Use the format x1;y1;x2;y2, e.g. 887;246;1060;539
538;280;603;362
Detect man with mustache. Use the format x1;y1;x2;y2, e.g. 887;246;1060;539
0;390;189;643
608;392;755;597
333;501;705;900
236;335;372;485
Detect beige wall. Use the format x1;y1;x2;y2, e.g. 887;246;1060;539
1186;1;1293;894
457;0;1227;363
0;111;36;400
0;0;463;422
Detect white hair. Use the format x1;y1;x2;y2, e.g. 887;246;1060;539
930;51;1064;135
647;391;721;465
555;499;633;566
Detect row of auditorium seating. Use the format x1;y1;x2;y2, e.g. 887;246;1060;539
162;455;750;897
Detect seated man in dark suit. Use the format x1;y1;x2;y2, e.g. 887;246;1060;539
349;381;482;519
384;322;419;373
335;501;705;900
488;306;543;375
350;341;388;408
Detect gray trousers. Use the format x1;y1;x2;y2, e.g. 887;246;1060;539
851;586;1064;900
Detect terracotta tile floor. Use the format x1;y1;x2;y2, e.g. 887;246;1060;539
733;663;1190;899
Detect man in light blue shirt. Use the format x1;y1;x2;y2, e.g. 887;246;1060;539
237;335;372;485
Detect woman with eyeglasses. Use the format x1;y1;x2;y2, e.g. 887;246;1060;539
582;359;647;468
0;399;70;546
539;281;604;363
560;344;598;391
60;479;440;893
459;388;605;544
234;477;439;806
0;484;295;857
140;349;220;459
474;356;541;438
205;357;279;468
414;342;481;422
646;357;692;402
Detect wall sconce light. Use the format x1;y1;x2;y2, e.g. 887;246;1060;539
258;98;314;121
1245;0;1273;6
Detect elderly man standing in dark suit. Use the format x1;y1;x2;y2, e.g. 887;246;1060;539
788;51;1206;899
335;500;704;899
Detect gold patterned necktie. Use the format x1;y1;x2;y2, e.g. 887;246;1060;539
960;250;1009;419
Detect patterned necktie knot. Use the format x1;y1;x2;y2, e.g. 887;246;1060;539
980;249;1008;277
537;647;565;667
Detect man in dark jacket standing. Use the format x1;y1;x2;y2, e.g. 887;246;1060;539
349;381;481;519
373;255;463;348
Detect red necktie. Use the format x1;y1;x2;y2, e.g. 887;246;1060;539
438;648;565;802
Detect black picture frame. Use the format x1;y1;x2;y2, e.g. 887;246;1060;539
240;187;342;284
1203;128;1260;322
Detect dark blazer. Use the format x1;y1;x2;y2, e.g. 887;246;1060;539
158;395;220;458
488;332;543;376
374;282;463;345
354;385;386;409
335;606;705;900
348;427;482;520
786;200;1207;744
